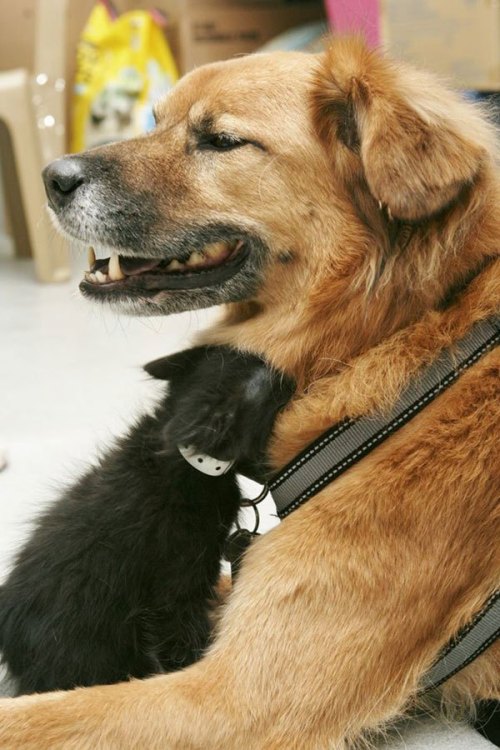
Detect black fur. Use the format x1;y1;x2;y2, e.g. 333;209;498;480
0;346;294;695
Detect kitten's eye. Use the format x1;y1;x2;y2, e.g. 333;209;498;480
199;133;247;151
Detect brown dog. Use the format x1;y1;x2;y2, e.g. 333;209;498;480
0;37;498;749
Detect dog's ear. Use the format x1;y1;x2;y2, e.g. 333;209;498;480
312;37;491;221
144;346;209;381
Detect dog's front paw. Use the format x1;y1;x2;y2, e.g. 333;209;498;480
0;682;183;750
0;686;133;750
0;693;78;750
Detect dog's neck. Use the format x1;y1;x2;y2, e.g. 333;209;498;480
205;170;500;389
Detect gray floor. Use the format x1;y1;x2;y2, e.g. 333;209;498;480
0;252;494;748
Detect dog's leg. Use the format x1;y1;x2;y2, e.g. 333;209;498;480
0;485;492;750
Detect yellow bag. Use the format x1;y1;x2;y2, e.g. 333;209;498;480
71;1;178;152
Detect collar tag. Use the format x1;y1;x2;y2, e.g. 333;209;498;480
178;444;235;476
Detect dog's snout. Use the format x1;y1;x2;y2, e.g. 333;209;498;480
43;158;86;210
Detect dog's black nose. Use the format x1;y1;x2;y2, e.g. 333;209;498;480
43;157;86;210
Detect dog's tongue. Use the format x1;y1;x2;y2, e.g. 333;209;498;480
118;257;161;276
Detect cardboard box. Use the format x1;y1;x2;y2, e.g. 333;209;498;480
382;0;500;91
0;1;100;81
0;1;325;78
325;0;500;91
156;1;325;72
0;0;37;73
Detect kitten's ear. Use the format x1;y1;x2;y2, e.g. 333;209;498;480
144;346;209;381
312;36;491;221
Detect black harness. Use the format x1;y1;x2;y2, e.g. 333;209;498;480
225;314;500;691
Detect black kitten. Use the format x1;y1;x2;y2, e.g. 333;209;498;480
0;346;294;695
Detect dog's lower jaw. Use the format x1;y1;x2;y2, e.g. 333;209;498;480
78;270;263;317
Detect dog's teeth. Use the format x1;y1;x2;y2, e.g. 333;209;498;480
204;242;227;259
108;252;125;281
167;259;183;271
86;272;97;282
186;251;204;266
87;247;96;269
95;270;108;283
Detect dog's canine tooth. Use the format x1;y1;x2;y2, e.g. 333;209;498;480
95;270;108;283
109;252;125;281
167;259;183;271
87;247;96;269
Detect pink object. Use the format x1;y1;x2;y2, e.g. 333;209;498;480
324;0;381;48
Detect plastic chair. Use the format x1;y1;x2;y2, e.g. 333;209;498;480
0;0;70;282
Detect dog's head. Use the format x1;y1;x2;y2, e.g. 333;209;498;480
44;38;496;326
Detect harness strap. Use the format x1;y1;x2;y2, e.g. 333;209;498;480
266;313;500;691
269;315;500;518
423;590;500;690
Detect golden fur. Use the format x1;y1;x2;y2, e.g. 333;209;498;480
0;37;498;748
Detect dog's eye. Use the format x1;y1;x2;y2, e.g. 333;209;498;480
199;133;247;152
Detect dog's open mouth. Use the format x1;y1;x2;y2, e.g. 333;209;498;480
71;223;267;313
82;239;247;295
